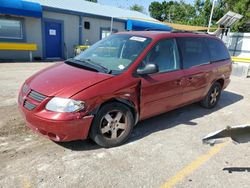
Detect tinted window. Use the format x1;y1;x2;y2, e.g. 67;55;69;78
177;37;210;69
206;38;230;62
141;38;180;73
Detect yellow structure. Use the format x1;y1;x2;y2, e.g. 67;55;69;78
74;45;90;55
231;56;250;63
0;43;37;62
120;16;213;31
0;43;37;51
163;22;209;31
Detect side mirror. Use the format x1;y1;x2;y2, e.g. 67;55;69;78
137;64;159;75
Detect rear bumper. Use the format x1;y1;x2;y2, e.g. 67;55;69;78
19;104;94;142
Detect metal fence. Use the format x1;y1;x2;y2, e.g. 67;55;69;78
222;32;250;57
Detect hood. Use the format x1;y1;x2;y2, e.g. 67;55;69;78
26;62;113;98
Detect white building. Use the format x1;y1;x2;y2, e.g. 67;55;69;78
0;0;171;61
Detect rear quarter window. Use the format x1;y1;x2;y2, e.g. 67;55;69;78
206;38;230;62
177;37;210;69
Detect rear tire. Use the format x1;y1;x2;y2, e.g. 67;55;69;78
200;82;222;109
90;102;134;148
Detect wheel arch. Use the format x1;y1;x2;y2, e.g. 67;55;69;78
89;98;139;125
210;75;225;89
216;78;225;88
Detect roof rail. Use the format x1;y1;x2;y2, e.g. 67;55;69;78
144;28;171;31
143;29;212;35
171;30;208;34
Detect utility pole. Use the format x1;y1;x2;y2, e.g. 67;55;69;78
168;5;175;23
207;0;217;32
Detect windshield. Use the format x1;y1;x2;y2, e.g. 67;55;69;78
74;34;152;74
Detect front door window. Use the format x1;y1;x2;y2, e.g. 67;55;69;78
141;38;180;73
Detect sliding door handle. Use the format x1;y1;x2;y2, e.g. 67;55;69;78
175;79;182;86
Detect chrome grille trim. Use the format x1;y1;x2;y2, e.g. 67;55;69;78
24;100;36;110
22;84;29;94
28;90;47;102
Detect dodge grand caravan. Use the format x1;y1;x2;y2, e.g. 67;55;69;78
18;31;232;147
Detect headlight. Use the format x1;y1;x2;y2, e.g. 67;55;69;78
45;97;85;112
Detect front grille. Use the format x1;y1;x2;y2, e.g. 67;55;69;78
22;89;46;111
24;100;37;110
28;90;47;102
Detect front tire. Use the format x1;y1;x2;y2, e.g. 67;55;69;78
200;82;222;109
90;102;134;148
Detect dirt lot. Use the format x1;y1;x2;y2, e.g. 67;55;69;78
0;63;250;188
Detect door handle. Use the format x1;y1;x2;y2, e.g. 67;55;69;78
192;75;203;78
175;79;182;86
187;75;202;81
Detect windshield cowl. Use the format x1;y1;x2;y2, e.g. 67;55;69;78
65;58;112;74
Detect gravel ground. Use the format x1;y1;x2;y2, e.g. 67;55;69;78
0;63;249;188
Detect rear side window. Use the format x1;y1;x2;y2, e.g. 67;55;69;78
177;37;210;69
206;38;230;62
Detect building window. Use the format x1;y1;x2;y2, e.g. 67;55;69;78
84;21;90;29
100;28;118;39
0;18;23;40
101;30;111;39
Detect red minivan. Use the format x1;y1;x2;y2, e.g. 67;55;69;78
18;31;232;147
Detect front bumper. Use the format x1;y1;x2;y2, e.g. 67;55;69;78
18;102;94;142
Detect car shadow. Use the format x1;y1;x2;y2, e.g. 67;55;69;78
55;139;102;151
128;91;243;144
58;91;243;151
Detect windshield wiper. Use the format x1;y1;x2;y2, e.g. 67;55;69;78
65;58;101;73
82;58;112;74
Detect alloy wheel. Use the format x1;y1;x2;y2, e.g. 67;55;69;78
100;110;128;139
210;87;220;105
